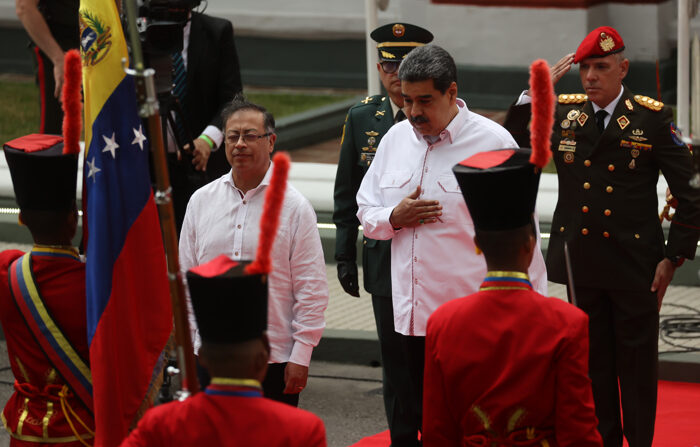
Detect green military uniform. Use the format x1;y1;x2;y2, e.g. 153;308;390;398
505;87;700;447
333;94;393;297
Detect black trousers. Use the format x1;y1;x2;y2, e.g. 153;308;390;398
575;286;658;447
392;333;425;447
197;359;299;407
372;295;419;446
34;47;62;135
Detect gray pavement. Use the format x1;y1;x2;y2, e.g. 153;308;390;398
0;240;698;446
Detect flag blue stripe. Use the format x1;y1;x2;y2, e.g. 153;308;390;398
85;75;153;344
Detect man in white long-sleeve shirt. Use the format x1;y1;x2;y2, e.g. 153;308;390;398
179;96;328;407
356;45;548;445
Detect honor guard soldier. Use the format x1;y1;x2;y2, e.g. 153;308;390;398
333;22;433;447
0;134;94;445
423;149;602;447
121;255;327;447
504;26;700;447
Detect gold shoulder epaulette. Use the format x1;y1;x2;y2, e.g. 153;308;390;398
558;94;588;104
634;95;664;112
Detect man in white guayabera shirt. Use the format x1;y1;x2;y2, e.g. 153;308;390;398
356;44;548;445
179;95;328;408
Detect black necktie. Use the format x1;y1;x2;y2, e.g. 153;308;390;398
595;110;608;134
395;109;406;123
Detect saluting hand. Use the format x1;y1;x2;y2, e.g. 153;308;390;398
389;186;442;229
526;53;574;97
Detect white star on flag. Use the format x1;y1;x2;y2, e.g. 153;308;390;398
87;157;101;182
131;125;147;150
102;132;120;159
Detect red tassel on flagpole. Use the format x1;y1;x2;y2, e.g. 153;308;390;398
529;59;554;169
61;49;82;155
245;152;291;275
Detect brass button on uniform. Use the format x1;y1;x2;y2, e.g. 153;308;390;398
608;164;615;172
560;226;565;232
603;231;610;238
606;186;613;193
363;240;367;245
583;182;591;190
584;160;591;167
604;209;611;216
581;228;589;235
582;206;589;213
635;233;640;239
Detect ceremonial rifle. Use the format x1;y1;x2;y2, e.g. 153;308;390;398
122;0;199;397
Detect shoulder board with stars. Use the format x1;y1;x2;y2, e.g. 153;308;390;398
634;95;664;112
558;94;588;104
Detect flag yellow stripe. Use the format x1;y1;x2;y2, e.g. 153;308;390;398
80;0;130;156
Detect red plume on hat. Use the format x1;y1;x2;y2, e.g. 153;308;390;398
245;152;291;275
529;59;554;169
61;49;82;155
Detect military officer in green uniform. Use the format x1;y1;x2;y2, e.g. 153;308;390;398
504;26;700;447
332;22;432;446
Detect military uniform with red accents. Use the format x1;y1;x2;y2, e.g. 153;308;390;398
424;273;601;447
503;26;700;447
0;247;93;446
120;379;326;447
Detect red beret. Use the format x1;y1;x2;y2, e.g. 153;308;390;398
574;26;625;63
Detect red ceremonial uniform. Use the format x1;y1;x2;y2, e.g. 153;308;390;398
423;272;602;447
0;247;93;445
121;379;327;447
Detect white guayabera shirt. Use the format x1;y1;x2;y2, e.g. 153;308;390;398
357;99;548;336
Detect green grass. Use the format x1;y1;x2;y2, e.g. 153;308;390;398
0;79;40;144
246;91;354;118
0;78;354;145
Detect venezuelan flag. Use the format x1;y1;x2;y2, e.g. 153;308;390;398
80;0;172;445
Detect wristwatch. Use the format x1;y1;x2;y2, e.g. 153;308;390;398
666;255;685;268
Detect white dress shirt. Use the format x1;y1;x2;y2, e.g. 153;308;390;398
357;99;548;336
179;162;329;366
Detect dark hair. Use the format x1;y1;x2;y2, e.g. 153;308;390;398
474;220;536;266
21;201;77;242
398;44;457;94
221;94;276;133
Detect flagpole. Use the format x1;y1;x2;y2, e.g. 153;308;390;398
122;0;199;397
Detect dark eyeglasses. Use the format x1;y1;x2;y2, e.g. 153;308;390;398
226;132;271;145
380;61;400;74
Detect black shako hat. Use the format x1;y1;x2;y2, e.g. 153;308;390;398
186;255;267;344
453;148;541;231
3;134;78;212
370;22;433;62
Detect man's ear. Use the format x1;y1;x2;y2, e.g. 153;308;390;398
268;133;277;153
448;81;458;104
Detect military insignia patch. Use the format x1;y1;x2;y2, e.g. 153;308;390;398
670;122;687;147
367;136;376;146
567;110;581;121
375;110;386;118
361;96;372;104
599;32;615;51
563;152;575;163
625;99;634;111
79;11;113;66
577;113;589;127
629;129;647;142
561;120;571;129
561;130;575;139
392;23;406;37
617;115;630;130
